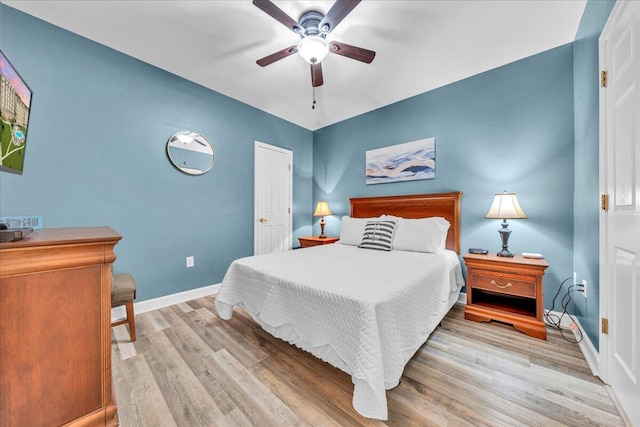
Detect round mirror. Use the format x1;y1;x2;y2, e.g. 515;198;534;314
166;130;215;175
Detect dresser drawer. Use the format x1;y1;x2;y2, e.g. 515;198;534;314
470;270;536;298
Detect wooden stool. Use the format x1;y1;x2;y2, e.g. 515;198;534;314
111;273;136;341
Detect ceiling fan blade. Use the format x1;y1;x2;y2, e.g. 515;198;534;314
329;41;375;64
319;0;361;34
311;63;324;87
253;0;303;34
257;45;298;67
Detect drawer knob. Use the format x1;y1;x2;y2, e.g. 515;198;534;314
490;279;512;289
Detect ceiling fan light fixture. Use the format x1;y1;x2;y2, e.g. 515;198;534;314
297;36;329;64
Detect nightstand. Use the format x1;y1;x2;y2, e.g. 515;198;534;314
298;236;339;248
463;253;549;340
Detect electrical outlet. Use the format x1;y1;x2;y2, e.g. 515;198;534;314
186;256;194;268
582;279;587;298
573;271;578;284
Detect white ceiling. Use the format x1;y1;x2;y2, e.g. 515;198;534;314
4;0;586;131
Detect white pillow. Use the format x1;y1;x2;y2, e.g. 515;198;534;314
392;217;450;253
339;216;380;246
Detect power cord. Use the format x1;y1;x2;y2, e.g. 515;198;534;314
544;276;584;343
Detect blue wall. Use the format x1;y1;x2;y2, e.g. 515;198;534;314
572;0;616;349
313;44;576;307
0;5;314;301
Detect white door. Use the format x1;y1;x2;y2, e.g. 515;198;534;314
254;141;292;255
599;2;640;425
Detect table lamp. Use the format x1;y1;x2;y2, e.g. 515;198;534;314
485;191;527;257
313;201;332;238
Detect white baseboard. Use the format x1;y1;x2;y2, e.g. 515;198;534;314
456;293;599;377
456;291;467;305
111;283;220;322
546;310;599;377
580;336;600;378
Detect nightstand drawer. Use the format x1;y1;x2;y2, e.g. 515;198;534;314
470;271;536;298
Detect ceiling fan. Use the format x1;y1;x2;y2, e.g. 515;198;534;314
253;0;376;88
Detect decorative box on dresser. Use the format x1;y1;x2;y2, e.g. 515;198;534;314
298;236;339;248
463;253;549;340
0;227;122;427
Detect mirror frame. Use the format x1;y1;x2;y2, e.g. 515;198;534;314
166;130;215;176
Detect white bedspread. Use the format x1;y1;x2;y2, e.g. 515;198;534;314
215;244;464;420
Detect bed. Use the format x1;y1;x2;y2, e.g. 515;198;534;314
215;192;464;420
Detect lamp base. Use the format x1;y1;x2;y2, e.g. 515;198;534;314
497;250;514;257
496;219;514;257
319;217;326;238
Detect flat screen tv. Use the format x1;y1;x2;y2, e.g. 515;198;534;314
0;50;32;175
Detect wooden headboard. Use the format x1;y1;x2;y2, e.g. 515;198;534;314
350;192;462;254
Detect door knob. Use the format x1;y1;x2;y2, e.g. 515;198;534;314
258;217;268;223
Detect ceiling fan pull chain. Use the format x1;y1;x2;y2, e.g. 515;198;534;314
312;86;316;109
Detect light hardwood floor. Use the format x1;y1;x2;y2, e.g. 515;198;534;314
112;297;627;426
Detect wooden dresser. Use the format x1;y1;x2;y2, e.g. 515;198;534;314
463;253;548;340
0;227;122;427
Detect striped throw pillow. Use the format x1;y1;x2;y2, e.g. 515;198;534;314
359;220;397;251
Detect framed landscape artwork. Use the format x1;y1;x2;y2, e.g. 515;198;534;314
0;50;32;175
365;137;435;185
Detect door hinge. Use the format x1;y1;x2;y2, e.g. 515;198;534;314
288;164;291;171
601;70;608;88
602;317;609;334
601;194;609;211
288;207;291;214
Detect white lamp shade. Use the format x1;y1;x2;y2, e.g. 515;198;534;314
313;201;332;217
298;36;329;64
486;192;527;219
